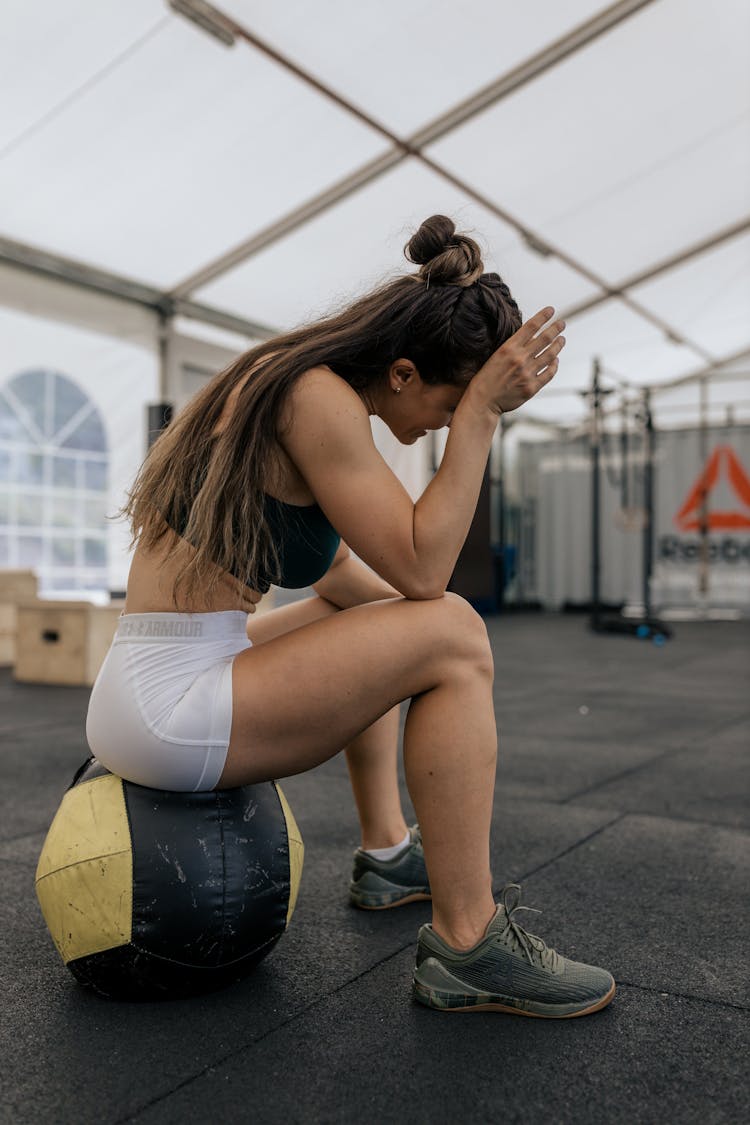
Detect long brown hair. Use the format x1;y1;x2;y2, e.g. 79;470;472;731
124;215;522;606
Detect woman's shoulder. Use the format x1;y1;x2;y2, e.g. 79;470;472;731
279;366;374;475
282;366;369;429
294;365;365;403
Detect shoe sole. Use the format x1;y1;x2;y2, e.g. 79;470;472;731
413;959;616;1018
416;980;616;1018
350;891;432;911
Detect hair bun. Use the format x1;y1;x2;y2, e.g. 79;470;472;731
405;214;484;288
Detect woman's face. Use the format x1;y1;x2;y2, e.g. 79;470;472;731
377;361;467;445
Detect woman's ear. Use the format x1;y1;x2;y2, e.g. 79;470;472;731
388;358;420;393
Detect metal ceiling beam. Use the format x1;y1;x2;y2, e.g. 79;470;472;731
170;0;719;368
170;149;406;299
2;0;730;378
589;346;750;428
414;149;717;365
562;217;750;320
408;0;658;151
0;235;278;340
169;0;657;298
652;347;750;391
0;235;168;312
172;297;276;339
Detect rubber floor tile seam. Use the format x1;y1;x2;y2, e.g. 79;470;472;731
113;942;414;1125
613;979;750;1014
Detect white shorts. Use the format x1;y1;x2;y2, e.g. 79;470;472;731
86;611;252;792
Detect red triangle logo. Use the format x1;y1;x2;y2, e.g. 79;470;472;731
674;445;750;531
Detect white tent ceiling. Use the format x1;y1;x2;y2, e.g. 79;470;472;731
1;0;749;424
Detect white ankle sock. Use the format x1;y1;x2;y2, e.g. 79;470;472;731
362;828;411;861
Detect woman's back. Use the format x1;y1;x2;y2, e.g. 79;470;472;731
124;365;344;615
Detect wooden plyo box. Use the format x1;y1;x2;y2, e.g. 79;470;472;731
0;569;38;602
0;569;39;667
14;601;124;687
0;604;17;667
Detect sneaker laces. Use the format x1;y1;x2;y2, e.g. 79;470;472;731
495;884;560;970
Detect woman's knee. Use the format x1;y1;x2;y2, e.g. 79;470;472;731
426;592;494;677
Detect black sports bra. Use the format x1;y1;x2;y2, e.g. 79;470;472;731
163;448;340;593
259;492;341;591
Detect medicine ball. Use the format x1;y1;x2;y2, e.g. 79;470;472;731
35;757;304;1001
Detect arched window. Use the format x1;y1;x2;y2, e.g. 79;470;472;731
0;370;109;592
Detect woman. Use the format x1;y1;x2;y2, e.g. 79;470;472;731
87;215;615;1017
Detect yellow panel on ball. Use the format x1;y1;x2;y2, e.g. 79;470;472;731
277;783;304;926
35;774;133;962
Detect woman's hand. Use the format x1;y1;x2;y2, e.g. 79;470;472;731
468;307;565;416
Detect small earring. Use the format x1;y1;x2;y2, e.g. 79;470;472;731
394;386;401;394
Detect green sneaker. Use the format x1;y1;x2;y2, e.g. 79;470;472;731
413;884;615;1018
349;825;431;910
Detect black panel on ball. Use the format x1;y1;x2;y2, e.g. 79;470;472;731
124;780;290;966
67;939;278;1002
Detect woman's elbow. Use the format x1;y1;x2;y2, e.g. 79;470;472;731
396;576;448;601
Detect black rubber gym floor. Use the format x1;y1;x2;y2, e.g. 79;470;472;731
1;613;748;1125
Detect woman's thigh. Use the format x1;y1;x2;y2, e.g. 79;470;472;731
222;593;491;787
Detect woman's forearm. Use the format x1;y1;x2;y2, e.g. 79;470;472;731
409;308;564;598
411;386;499;597
313;555;401;610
